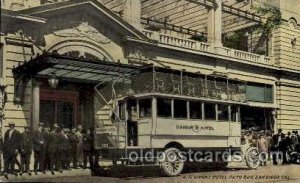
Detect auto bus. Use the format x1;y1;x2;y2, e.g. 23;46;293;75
92;67;260;176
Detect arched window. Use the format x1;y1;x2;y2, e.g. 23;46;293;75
289;17;298;29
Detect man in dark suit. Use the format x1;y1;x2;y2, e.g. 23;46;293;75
20;125;33;175
69;128;79;169
271;129;283;165
32;123;46;174
46;126;58;175
3;122;21;178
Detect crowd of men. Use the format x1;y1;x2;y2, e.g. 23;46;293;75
241;128;300;166
0;122;94;179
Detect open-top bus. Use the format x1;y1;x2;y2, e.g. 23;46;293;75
92;66;260;176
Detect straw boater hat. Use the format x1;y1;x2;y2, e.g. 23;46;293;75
77;125;83;130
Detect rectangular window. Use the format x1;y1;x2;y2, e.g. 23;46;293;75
246;83;273;103
217;104;229;121
190;101;202;119
204;103;216;120
157;98;172;117
174;100;187;119
139;98;152;118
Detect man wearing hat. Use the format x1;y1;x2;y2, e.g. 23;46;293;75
20;125;33;175
32;123;46;174
3;122;21;177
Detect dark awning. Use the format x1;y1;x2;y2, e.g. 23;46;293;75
12;53;149;83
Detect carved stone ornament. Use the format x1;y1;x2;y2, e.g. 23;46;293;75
53;22;111;44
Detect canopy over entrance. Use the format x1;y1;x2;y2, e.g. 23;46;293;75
12;53;148;83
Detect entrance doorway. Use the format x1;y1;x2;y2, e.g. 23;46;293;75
40;89;79;129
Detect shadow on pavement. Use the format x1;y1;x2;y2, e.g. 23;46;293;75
92;163;250;179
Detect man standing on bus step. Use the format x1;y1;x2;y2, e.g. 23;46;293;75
33;123;46;174
20;125;33;176
3;122;21;178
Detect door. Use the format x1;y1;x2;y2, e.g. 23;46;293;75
40;89;79;128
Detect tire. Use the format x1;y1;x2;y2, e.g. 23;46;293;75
245;147;260;169
160;147;184;176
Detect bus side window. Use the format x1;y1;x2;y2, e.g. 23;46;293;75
190;101;202;119
119;101;126;120
174;99;187;119
231;105;238;122
157;98;172;117
217;104;229;121
139;98;152;118
204;103;216;120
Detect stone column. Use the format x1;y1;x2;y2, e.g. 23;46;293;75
123;0;141;29
31;79;40;130
207;0;222;47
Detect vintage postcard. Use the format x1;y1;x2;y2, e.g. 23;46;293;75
0;0;299;182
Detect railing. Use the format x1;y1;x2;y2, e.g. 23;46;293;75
159;34;197;50
142;29;273;66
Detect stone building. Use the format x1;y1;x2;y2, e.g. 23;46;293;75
0;0;300;136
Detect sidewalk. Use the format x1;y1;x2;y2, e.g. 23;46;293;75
0;169;91;182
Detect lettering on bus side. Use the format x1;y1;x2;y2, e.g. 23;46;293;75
176;124;214;133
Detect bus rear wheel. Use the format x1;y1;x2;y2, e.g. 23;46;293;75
160;147;184;176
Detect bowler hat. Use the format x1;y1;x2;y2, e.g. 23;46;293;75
8;121;15;126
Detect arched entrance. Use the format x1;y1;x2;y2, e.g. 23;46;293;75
39;41;115;129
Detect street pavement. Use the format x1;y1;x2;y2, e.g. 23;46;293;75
2;162;300;183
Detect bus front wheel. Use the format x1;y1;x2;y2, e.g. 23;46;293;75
245;147;260;169
160;147;184;176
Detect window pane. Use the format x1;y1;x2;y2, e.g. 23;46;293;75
119;101;126;120
174;100;187;119
40;100;55;128
127;99;137;120
57;101;74;129
246;84;265;102
157;98;171;117
204;103;215;120
246;83;273;103
265;85;273;102
217;104;229;121
139;98;152;118
231;105;238;122
190;101;202;119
